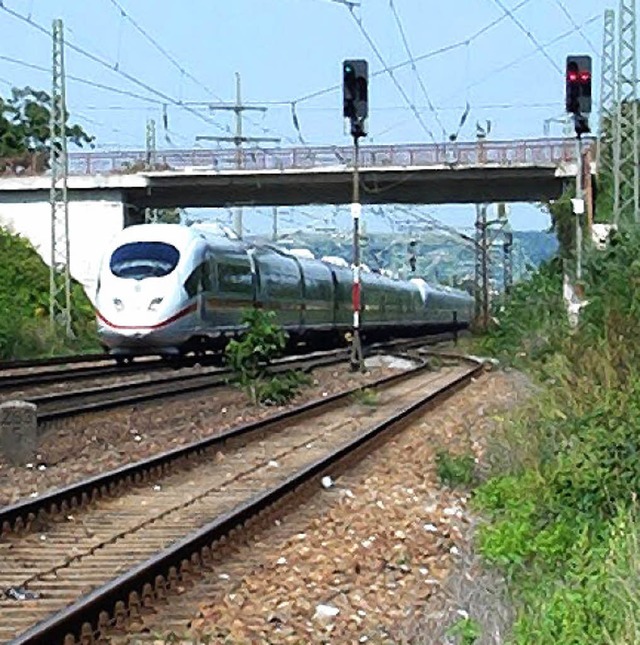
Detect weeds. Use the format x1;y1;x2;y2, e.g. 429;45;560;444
352;387;379;407
435;449;476;488
446;617;482;645
474;229;640;643
225;309;309;406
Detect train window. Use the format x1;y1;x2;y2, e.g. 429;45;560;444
218;262;253;295
184;263;207;298
110;242;179;280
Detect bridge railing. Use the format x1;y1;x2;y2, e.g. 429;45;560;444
5;138;589;176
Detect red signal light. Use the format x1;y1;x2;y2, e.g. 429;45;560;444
579;71;591;83
568;71;579;82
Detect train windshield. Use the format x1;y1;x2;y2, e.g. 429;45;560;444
109;242;180;279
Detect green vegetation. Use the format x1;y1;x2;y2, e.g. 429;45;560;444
0;86;94;172
446;617;482;645
435;449;476;488
0;227;99;359
225;309;309;406
475;226;640;643
352;386;379;407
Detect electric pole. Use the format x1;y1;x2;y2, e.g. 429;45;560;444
145;118;158;223
503;229;513;295
49;18;72;336
196;73;280;238
474;203;490;330
613;0;640;225
597;9;616;196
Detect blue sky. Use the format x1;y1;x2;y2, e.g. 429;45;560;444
0;0;611;234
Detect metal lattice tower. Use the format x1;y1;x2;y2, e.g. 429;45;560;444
613;0;640;225
597;9;616;184
49;18;72;335
145;118;158;223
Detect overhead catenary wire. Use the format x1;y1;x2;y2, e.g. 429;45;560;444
104;0;295;145
488;0;563;74
442;14;600;103
388;0;447;142
550;0;600;56
292;0;533;106
347;5;442;142
0;54;164;105
0;3;230;134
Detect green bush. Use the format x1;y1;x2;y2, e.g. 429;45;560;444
474;229;640;643
225;309;309;406
0;227;99;359
435;449;476;488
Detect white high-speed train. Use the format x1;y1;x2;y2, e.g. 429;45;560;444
94;223;474;359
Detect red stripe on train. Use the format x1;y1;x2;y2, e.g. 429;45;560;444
95;303;197;330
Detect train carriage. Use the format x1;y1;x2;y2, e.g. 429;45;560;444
95;223;474;358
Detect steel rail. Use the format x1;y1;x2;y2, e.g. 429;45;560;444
10;356;483;645
0;352;430;532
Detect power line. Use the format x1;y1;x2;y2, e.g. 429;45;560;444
442;14;600;103
347;6;439;141
388;0;447;141
0;54;165;105
550;0;600;56
488;0;563;74
0;4;228;133
292;0;533;106
104;0;295;145
106;0;216;97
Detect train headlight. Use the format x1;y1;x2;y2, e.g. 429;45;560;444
113;298;124;311
148;297;164;311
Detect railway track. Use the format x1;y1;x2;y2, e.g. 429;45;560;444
0;333;459;394
0;351;483;644
4;336;455;424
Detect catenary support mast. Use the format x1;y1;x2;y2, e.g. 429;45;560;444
49;18;72;336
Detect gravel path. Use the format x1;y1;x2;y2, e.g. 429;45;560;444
129;367;530;644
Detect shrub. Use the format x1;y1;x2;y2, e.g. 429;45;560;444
435;449;476;488
225;309;308;406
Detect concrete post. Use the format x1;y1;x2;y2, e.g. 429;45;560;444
0;401;38;466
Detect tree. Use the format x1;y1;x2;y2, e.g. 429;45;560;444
0;86;94;173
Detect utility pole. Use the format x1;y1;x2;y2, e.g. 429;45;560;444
613;0;640;225
597;9;616;196
145;118;158;224
49;18;72;336
196;72;280;238
503;229;513;295
272;206;278;242
474;203;490;330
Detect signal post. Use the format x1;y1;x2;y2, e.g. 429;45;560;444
343;60;368;372
565;55;592;280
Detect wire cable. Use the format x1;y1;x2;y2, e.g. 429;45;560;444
550;0;600;56
388;0;447;142
443;14;600;102
0;3;228;133
293;0;533;105
348;6;441;141
0;54;164;105
488;0;563;74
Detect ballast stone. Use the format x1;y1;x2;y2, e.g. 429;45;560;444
0;400;37;466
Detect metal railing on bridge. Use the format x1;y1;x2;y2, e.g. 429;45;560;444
0;138;590;177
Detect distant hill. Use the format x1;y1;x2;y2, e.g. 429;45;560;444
276;230;558;292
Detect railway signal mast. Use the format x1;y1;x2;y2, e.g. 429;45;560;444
343;59;368;371
565;55;592;280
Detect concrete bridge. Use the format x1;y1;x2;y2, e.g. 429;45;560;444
0;137;595;298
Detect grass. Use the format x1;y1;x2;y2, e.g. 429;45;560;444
470;230;640;644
